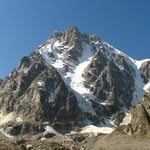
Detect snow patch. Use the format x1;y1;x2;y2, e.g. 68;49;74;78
144;82;150;93
0;113;23;124
134;59;150;69
0;113;14;126
37;81;45;87
16;117;23;122
120;113;131;125
44;125;61;136
23;68;30;74
81;125;114;135
26;144;33;150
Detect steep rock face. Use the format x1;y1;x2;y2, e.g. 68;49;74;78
82;43;135;125
0;52;46;114
0;51;83;135
59;26;90;61
124;93;150;135
14;66;82;123
140;60;150;83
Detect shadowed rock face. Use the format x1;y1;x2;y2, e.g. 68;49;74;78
140;60;150;83
82;46;135;125
0;79;2;86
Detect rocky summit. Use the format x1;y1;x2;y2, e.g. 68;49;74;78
0;27;150;149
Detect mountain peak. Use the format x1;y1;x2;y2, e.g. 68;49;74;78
0;27;149;139
65;26;80;33
37;27;91;68
59;26;89;47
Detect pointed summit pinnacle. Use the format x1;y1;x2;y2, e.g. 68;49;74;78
66;26;79;33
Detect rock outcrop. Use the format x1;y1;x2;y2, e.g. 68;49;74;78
124;93;150;135
140;60;150;83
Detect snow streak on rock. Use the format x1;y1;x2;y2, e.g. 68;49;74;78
103;42;145;108
39;39;98;116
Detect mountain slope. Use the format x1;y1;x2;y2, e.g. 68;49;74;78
0;26;149;138
37;27;145;126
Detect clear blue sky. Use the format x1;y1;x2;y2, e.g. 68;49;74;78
0;0;150;78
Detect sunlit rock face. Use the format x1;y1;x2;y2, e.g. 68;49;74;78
140;60;150;83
